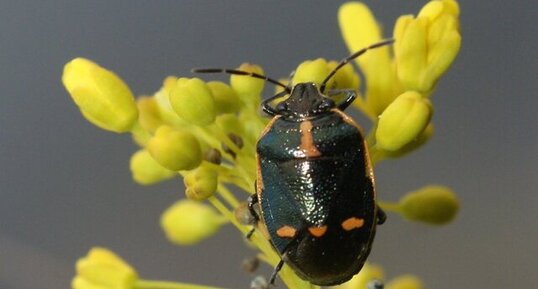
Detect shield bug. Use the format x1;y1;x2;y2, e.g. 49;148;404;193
194;39;393;286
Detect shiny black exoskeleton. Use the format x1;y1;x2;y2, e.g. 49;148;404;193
253;82;383;286
194;39;393;286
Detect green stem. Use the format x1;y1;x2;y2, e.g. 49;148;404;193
135;279;229;289
217;185;240;207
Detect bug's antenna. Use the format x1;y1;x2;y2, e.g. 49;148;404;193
320;38;395;93
192;68;291;93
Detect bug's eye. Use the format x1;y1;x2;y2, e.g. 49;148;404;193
276;102;288;112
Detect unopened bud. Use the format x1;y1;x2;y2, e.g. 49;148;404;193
376;91;432;151
184;166;218;200
147;126;202;171
130;149;175;185
207;81;242;114
62;58;138;133
160;199;226;245
169;78;216;126
400;185;459;225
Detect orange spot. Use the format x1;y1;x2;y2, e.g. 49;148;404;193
308;226;328;237
299;121;321;158
276;226;297;238
341;217;364;231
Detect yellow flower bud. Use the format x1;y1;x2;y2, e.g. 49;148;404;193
207;81;242;114
72;247;137;289
385;124;434;159
400;185;459;225
136;97;163;133
230;63;265;105
376;91;432;152
338;2;401;116
62;58;138;133
385;275;423;289
394;0;461;93
327;60;361;91
169;78;216;126
184;166;218;200
292;58;333;88
160;199;226;245
129;149;175;185
333;263;384;289
147;126;202;171
215;114;244;136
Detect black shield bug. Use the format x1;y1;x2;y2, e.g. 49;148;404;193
194;39;394;286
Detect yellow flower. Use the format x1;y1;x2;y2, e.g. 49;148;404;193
338;2;401;117
394;0;461;93
129;149;175;185
292;58;333;88
160;199;227;245
230;63;265;107
136;97;163;133
146;126;202;171
400;185;459;225
72;247;137;289
327;60;361;91
184;166;219;200
62;58;138;133
207;81;243;114
376;91;433;152
169;78;216;126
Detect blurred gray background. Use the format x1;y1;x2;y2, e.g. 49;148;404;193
1;1;537;288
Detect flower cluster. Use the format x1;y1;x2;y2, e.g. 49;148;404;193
62;1;461;289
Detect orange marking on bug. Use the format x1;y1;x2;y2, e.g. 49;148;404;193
299;121;321;158
341;217;365;231
308;226;328;237
255;155;264;193
276;225;297;238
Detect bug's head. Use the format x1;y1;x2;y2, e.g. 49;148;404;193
276;83;335;120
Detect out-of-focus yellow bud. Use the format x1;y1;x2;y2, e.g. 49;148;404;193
72;247;137;289
332;263;384;289
184;166;218;200
169;78;216;126
394;0;461;93
338;2;400;116
215;114;244;136
129;149;175;185
385;124;434;159
136;97;163;133
207;81;242;114
147;126;202;171
160;199;226;245
292;58;333;88
385;275;423;289
376;91;432;152
400;185;459;225
62;58;138;133
327;60;361;91
230;63;265;106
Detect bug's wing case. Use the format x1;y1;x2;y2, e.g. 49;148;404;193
256;112;377;286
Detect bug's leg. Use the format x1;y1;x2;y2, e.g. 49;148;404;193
268;259;285;286
245;193;260;239
377;205;387;225
262;90;289;117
